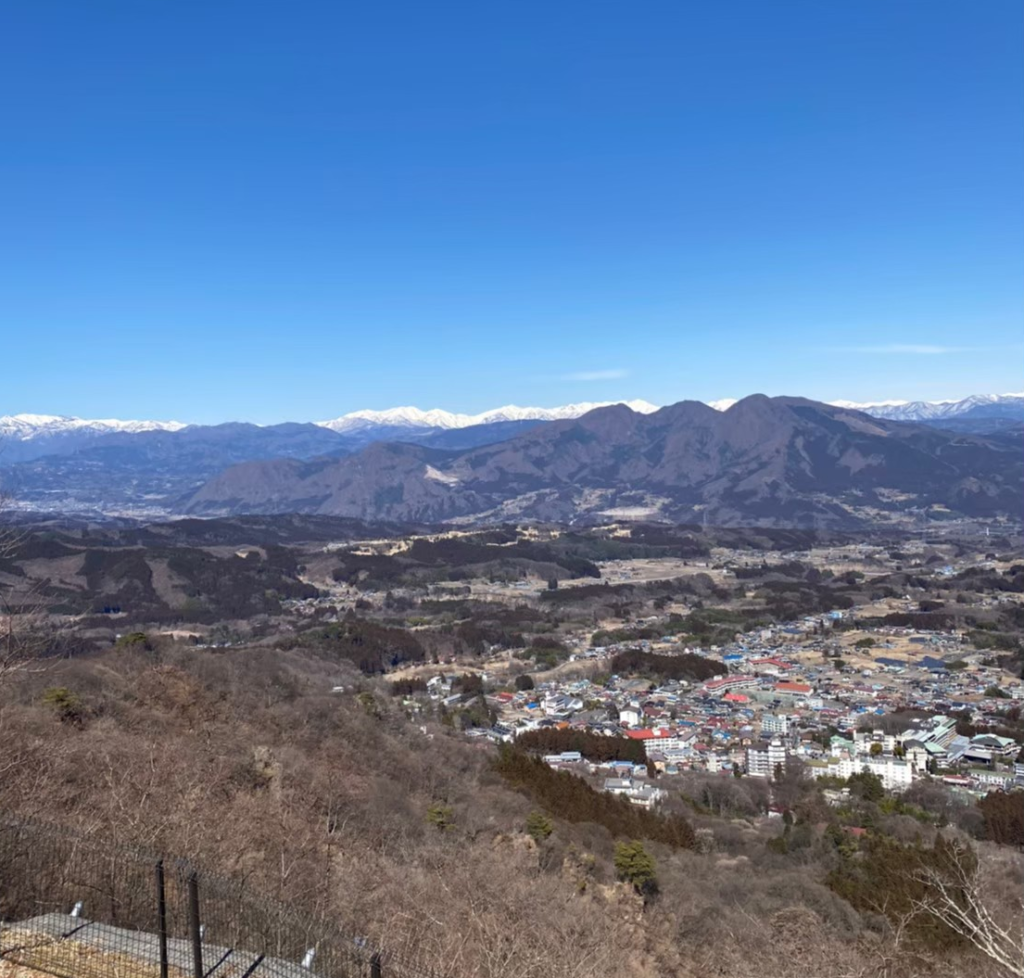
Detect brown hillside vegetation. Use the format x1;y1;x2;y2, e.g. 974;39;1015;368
1;642;1021;978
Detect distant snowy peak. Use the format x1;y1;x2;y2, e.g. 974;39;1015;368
317;400;660;433
5;392;1021;444
323;407;468;432
830;392;1024;421
0;413;187;440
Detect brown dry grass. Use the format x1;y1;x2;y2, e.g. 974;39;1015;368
0;960;50;978
0;930;188;978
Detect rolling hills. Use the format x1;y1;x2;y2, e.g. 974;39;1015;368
184;396;1024;528
3;394;1022;523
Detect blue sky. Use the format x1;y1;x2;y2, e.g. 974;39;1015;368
2;1;1021;424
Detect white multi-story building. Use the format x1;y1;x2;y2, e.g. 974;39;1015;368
918;716;959;749
863;755;912;790
854;729;897;755
704;675;760;695
813;752;912;791
625;728;683;756
746;738;787;778
761;713;790;736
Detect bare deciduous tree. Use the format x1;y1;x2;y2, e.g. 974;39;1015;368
914;844;1024;977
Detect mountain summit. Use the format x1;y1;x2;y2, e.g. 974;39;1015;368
185;395;1024;528
316;401;660;433
5;392;1019;453
4;393;1021;518
830;392;1024;422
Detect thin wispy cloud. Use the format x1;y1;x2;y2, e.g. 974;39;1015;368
839;343;975;355
561;369;629;381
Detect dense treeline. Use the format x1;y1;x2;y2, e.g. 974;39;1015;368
952;565;1024;593
542;574;728;609
452;621;526;653
408;537;601;577
293;615;426;673
541;582;633;605
494;748;695;849
733;560;810;580
869;611;958;630
2;535;80;562
977;790;1024;846
332;536;602;589
591;606;730;646
755;580;855;619
531;530;708;562
80;548;156;612
515;728;647;765
610;649;725;683
390;678;429;696
826;834;974;951
70;545;320;622
626;523;849;553
683;606;770;645
166;546;319;619
332;553;408;587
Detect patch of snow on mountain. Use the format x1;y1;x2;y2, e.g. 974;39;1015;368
424;465;460;485
830;393;1024;421
830;399;911;410
317;400;660;432
0;414;187;440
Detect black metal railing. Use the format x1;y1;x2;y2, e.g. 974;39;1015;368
0;815;434;978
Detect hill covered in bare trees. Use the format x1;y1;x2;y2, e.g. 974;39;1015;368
1;637;1021;978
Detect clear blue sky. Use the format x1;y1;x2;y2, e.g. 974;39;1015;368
2;1;1021;424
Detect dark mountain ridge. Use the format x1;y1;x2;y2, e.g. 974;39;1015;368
184;395;1024;528
0;418;541;515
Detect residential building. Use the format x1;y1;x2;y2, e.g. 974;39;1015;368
625;727;683;756
761;713;790;736
746;737;787;778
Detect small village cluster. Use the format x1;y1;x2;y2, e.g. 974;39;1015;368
443;610;1024;807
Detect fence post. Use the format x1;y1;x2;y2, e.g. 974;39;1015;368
187;872;203;978
155;860;169;978
370;950;382;978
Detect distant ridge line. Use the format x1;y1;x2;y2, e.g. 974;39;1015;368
3;392;1023;438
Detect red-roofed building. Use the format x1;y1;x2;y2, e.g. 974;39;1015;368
775;682;812;696
704;675;759;695
723;691;750;703
624;727;683;755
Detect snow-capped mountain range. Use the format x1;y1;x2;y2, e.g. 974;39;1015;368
2;392;1021;449
316;400;660;433
829;392;1024;421
1;392;1021;518
0;413;187;439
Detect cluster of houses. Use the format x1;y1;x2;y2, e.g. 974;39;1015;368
538;751;665;808
464;612;1024;805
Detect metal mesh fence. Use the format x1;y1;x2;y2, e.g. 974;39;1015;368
0;815;436;978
